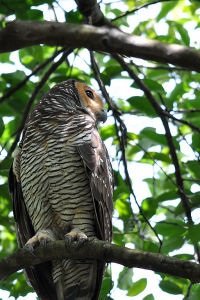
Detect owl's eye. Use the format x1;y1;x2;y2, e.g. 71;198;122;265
85;90;94;100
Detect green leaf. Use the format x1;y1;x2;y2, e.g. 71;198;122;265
126;144;141;161
168;83;185;106
143;294;154;300
190;192;200;206
143;79;165;93
2;70;26;85
115;198;132;220
0;184;10;199
27;9;43;20
0;117;20;143
188;224;200;243
10;273;33;297
100;125;116;140
0;116;5;137
127;96;157;117
104;66;122;78
162;235;184;253
154;220;186;237
0;158;12;171
174;22;190;46
141;152;171;164
143;241;159;253
159;280;182;295
187;284;200;300
147;68;169;82
157;191;178;202
118;268;133;290
173;254;194;260
185;161;200;179
127;278;147;296
65;10;83;24
140;127;167;146
0;53;13;63
141;197;158;219
192;132;200;153
140;127;180;150
99;277;113;299
156;1;179;22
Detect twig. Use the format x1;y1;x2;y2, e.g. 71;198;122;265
173;109;200;113
130;61;191;72
162;110;200;134
183;178;200;182
184;282;193;300
48;4;58;22
66;48;80;78
112;0;171;22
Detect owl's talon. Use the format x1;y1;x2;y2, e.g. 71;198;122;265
78;236;88;246
65;229;88;248
39;238;48;247
25;243;36;253
25;230;55;250
65;235;73;247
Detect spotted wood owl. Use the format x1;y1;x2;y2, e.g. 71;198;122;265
9;79;113;300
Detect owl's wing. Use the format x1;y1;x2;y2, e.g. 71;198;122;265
8;164;57;300
78;126;113;300
78;126;113;243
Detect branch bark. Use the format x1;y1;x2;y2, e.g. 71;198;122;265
75;0;114;27
1;239;200;283
1;20;200;72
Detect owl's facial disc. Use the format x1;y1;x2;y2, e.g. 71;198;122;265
75;82;107;123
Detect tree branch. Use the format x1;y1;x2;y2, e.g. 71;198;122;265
1;239;200;283
75;0;115;27
0;20;200;72
113;54;193;222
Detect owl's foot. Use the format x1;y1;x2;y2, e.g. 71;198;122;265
25;229;55;252
65;228;88;248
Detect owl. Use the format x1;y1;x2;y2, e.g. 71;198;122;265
9;79;113;300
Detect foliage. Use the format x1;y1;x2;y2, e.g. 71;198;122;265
1;0;200;299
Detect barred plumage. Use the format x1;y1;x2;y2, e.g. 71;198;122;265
9;79;113;300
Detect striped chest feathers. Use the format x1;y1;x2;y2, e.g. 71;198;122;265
19;137;95;237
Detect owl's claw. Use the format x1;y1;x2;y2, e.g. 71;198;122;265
25;243;35;255
25;230;55;252
65;228;88;248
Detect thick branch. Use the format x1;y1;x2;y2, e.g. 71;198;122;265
75;0;113;27
1;240;200;283
0;20;200;72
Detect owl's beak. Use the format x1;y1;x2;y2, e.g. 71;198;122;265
96;109;107;123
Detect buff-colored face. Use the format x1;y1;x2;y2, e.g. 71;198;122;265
75;82;107;123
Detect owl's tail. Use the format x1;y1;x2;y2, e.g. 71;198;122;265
53;258;103;300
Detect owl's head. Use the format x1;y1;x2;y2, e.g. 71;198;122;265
39;79;107;123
